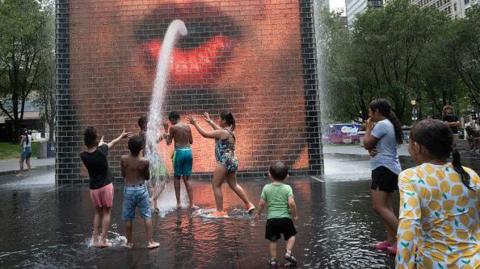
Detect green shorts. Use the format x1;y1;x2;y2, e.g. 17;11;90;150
173;148;193;177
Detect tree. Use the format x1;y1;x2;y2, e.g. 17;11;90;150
34;0;55;144
321;0;460;123
0;0;52;141
447;6;480;107
34;54;55;144
404;13;467;119
350;0;449;122
317;9;362;122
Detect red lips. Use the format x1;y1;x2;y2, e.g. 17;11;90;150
143;35;234;87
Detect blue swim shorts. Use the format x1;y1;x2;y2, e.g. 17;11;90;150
173;147;193;177
122;185;151;220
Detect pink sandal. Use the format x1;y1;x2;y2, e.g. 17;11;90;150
387;245;397;256
373;241;391;251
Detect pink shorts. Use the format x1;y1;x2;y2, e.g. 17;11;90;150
89;183;114;208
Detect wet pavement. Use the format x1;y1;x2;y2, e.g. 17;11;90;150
0;155;478;269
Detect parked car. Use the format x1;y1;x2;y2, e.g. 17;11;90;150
323;123;362;144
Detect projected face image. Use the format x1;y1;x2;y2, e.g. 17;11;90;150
70;0;309;173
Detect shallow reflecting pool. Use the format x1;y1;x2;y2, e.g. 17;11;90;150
0;164;400;268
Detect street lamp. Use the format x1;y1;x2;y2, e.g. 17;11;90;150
411;99;418;121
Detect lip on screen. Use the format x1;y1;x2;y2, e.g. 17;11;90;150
135;3;242;88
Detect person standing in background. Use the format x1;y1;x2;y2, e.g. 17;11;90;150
363;99;403;255
442;105;460;145
18;128;32;176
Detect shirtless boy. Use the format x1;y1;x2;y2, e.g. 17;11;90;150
121;135;160;249
165;111;195;209
137;115;164;214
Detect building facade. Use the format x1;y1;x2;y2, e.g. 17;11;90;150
56;0;323;184
347;0;477;25
346;0;384;26
411;0;478;18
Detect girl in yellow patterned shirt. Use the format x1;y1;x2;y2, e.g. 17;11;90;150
396;119;479;269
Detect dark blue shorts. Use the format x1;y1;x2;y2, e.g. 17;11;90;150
122;185;151;220
20;147;32;161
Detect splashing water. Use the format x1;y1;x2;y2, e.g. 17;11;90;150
85;231;127;248
145;20;188;191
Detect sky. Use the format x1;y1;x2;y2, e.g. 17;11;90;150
330;0;346;15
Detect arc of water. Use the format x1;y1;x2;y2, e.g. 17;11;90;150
145;20;188;186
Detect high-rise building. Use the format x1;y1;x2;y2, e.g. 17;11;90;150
315;0;330;11
346;0;477;26
346;0;384;26
411;0;478;18
458;0;478;17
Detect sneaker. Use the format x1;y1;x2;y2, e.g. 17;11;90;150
268;258;278;268
284;253;297;267
387;245;397;256
373;240;391;251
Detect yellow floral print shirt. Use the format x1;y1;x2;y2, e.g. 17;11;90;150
396;163;480;269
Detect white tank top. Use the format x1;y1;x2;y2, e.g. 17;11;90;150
23;135;32;148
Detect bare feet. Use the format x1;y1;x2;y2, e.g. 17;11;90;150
246;203;255;214
189;204;199;210
123;242;134;249
211;210;228;218
147;241;160;249
176;203;181;210
96;239;112;248
91;236;99;247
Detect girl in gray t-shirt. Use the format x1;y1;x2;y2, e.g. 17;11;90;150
363;98;403;256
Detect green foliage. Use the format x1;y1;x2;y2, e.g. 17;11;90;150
0;0;53;141
322;0;480;124
446;6;480;107
0;142;39;160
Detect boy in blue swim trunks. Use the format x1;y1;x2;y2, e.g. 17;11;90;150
121;135;159;249
165;111;195;209
255;162;298;267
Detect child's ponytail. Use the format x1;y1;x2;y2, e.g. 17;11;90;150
451;149;473;190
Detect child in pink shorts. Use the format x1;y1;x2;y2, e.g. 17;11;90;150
80;127;130;247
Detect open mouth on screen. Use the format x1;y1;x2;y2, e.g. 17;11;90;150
135;3;242;88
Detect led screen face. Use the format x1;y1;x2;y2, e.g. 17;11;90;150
66;0;318;177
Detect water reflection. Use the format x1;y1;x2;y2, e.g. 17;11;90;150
2;154;478;268
0;169;399;269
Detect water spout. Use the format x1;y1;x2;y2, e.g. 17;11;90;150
145;20;188;190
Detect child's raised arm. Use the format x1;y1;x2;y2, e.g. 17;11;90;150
107;129;131;149
187;116;228;140
288;196;298;221
203;112;221;130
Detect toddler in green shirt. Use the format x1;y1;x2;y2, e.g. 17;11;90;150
255;161;298;267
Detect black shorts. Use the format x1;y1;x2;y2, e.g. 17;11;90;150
371;166;398;193
265;218;297;242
